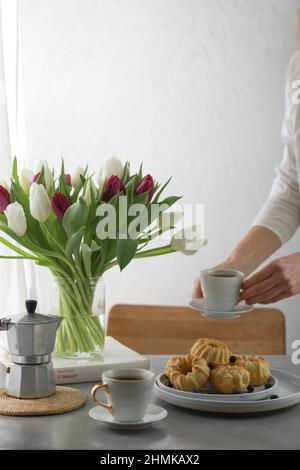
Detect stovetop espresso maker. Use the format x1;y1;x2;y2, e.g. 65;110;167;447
0;300;62;399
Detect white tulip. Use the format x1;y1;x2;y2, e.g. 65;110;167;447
97;157;123;186
171;225;207;255
83;179;97;206
0;178;10;191
35;159;53;191
71;166;85;186
19;169;34;194
5;202;27;237
29;183;51;222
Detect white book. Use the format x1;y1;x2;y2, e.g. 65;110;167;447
0;336;149;385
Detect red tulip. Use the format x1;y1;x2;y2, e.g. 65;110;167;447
0;185;10;213
135;174;154;201
102;175;125;202
51;192;72;219
65;174;72;186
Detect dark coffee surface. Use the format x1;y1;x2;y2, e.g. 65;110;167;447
113;377;144;381
208;273;237;277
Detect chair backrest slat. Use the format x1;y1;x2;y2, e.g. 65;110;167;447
107;304;285;354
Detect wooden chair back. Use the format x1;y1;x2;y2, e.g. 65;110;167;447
107;304;285;354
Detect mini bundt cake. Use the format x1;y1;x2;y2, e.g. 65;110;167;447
235;356;271;386
164;354;210;392
190;337;231;364
164;355;186;379
210;365;250;394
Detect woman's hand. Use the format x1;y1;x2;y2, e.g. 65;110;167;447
192;260;244;299
240;253;300;304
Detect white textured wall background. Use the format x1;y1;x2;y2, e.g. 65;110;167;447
19;0;300;351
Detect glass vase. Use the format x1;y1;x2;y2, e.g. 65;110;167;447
47;276;105;359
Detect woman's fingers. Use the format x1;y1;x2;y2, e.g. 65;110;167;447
240;272;281;301
243;284;286;305
192;278;202;299
266;291;289;303
242;263;275;289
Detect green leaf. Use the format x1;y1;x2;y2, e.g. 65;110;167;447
0;234;34;257
36;165;45;185
12;157;19;184
137;163;143;179
91;240;101;252
106;238;117;260
62;197;89;237
0;255;32;260
122;161;131;184
59;158;69;196
133;191;149;205
70;170;87;204
116;237;139;271
81;243;92;277
84;180;97;245
159;195;182;208
65;229;83;259
134;243;175;258
47;212;68;245
153;177;172;203
125;175;137;203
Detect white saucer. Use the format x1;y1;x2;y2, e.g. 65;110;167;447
89;403;168;430
189;299;253;319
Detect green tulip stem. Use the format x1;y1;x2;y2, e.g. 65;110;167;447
52;274;105;355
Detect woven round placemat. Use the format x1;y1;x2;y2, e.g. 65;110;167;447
0;386;86;416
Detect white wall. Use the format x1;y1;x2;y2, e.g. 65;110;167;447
18;0;300;351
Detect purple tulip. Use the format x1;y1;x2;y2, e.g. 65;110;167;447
102;175;125;202
65;174;72;186
51;192;72;219
135;174;154;201
0;185;10;213
32;172;40;183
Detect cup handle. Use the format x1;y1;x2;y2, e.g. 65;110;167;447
91;383;113;414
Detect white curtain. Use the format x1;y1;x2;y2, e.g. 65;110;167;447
0;0;27;326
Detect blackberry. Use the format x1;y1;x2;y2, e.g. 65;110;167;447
229;355;238;363
264;381;273;390
207;362;216;370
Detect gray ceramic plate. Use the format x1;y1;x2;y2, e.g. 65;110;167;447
156;372;278;402
154;369;300;413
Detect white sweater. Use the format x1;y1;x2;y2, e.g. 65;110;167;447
253;51;300;244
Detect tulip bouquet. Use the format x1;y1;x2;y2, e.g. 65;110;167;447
0;157;205;356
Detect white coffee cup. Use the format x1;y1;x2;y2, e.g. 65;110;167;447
91;368;155;422
200;268;244;312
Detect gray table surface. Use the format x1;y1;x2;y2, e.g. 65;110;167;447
1;355;300;450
